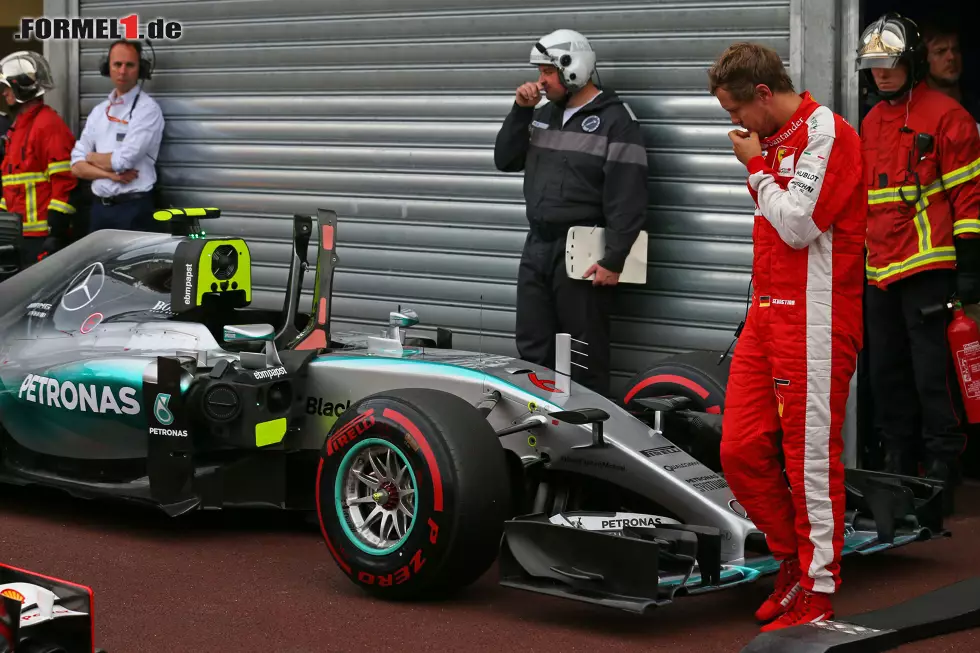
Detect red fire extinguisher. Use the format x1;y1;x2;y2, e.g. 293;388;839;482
947;301;980;424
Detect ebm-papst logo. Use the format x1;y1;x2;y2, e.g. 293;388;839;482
15;14;182;42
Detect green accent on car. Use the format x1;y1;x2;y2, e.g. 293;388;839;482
0;357;192;440
311;356;564;411
60;358;151;387
335;438;418;556
660;564;761;589
223;325;274;342
224;328;249;341
154;393;174;425
255;417;287;447
50;358;190;393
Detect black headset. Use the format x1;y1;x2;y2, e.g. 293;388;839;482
99;39;153;80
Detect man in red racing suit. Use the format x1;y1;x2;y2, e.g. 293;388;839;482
709;43;866;631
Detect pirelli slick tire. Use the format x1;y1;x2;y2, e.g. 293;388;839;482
316;387;511;600
622;351;731;414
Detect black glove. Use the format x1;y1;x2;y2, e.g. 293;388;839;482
958;271;980;305
955;237;980;304
36;236;61;262
37;209;72;261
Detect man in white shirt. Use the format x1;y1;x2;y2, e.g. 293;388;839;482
71;39;164;233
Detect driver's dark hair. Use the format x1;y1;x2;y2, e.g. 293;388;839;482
920;20;959;46
708;42;796;102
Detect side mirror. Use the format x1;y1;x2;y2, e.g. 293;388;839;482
224;324;275;342
224;324;282;369
389;309;419;329
386;308;419;345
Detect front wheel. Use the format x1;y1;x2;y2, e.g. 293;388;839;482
315;387;512;600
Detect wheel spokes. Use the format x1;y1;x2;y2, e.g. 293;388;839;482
341;444;418;551
397;501;413;518
368;452;384;479
358;505;384;533
352;469;379;489
392;510;406;539
347;496;376;506
379;510;392;540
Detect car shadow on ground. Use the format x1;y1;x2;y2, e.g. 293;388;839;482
0;482;322;539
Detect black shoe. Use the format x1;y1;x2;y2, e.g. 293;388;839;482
924;458;961;484
883;450;911;475
924;459;960;516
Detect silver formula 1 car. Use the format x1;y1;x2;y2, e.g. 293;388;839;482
0;208;950;613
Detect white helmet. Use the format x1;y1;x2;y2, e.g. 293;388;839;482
529;29;596;91
0;51;54;103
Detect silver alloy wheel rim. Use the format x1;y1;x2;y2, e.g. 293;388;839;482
341;443;417;551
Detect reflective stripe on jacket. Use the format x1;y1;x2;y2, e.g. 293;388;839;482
0;102;77;236
861;82;980;288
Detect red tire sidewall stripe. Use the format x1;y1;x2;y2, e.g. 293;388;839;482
624;373;711;405
383;408;444;512
315;458;352;575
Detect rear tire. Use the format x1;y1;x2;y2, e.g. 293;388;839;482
316;387;511;600
622;351;731;471
622;351;730;413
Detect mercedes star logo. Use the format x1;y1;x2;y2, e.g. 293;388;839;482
61;262;105;312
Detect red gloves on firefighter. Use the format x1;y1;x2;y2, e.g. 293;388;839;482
955;238;980;305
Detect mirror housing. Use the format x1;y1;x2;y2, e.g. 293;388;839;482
224;324;282;369
384;307;419;345
224;324;275;342
389;308;419;329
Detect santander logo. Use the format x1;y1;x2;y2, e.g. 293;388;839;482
763;116;807;148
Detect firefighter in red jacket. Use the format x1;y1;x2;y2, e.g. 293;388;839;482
857;13;980;492
0;51;78;267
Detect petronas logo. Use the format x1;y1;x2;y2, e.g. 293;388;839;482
154;393;174;426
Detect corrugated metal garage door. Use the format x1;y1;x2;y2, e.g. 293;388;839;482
77;0;791;394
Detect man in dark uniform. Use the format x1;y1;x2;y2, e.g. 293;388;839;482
494;29;649;396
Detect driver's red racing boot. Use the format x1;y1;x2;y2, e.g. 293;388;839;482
755;557;802;622
760;589;834;632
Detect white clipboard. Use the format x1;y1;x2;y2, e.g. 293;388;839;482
565;226;648;284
